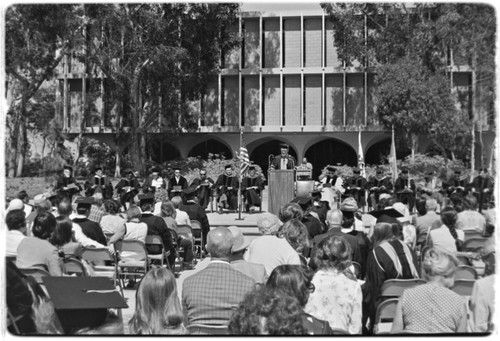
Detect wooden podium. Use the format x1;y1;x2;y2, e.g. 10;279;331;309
268;170;295;216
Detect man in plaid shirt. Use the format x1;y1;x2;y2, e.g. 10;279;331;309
182;227;256;327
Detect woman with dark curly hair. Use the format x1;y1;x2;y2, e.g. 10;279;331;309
50;216;83;258
428;206;464;253
304;234;362;334
228;286;307;335
266;265;333;335
128;267;186;334
277;219;310;267
16;212;63;276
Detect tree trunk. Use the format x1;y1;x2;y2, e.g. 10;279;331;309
114;149;122;178
410;133;417;163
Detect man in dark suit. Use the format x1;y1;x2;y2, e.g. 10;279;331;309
215;165;239;212
71;197;107;246
138;193;175;268
270;143;296;170
168;167;188;199
308;209;362;272
179;187;211;251
182;227;256;327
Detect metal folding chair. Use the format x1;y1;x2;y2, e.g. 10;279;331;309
145;234;172;270
190;220;204;259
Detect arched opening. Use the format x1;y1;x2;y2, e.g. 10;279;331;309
365;138;390;165
305;139;357;180
147;137;181;164
188;139;233;160
250;139;297;178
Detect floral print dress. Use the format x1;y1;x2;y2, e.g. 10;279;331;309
304;268;363;334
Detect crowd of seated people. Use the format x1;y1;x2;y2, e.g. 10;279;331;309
5;175;496;336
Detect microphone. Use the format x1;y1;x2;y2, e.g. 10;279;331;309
269;154;275;169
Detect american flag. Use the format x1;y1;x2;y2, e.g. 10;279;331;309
239;131;250;176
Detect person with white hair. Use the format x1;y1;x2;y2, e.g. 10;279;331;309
244;212;301;275
415;198;441;247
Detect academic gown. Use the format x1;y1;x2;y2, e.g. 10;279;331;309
241;175;264;209
215;174;239;210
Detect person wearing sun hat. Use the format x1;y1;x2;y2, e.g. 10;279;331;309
392;201;417;249
228;226;266;283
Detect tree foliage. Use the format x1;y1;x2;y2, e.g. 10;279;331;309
5;4;84;177
80;3;241;176
321;2;494;162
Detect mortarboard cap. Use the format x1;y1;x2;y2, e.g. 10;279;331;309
368;207;403;219
94;166;102;172
248;165;256;171
63;165;73;172
376;168;384;174
43;276;128;333
151;166;161;173
75;196;95;208
400;167;409;174
454;170;462;174
326;166;336;172
225;164;233;170
279;143;289;150
123;168;133;174
138;193;155;204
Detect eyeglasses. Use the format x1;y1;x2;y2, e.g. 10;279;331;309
307;283;315;293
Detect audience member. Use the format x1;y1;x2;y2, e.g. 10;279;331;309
228;226;266;283
304;235;362;334
123;206;148;243
129;268;187;334
51;216;83;258
245;214;301;274
72;197;108;246
256;212;281;235
16;212;63;276
6;260;37;334
100;199;126;244
277;219;310;267
392;202;416;249
88;192;106;224
6;209;27;257
428;206;464;253
16;190;34;217
309;209;362;273
182;227;255;326
171;196;191;227
456;195;487;234
159;200;195;269
469;250;495;333
391;248;467;333
415;198;441;246
266;265;333;335
362;222;419;334
57;198;106;249
179;188;211;251
138;193;175;267
228;286;307;335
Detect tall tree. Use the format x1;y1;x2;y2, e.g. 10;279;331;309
80;3;240;176
5;4;83;177
321;3;493;162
